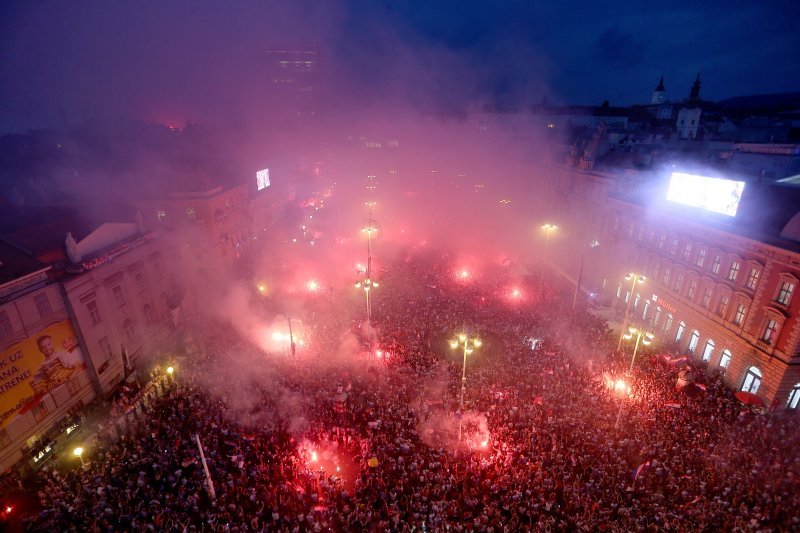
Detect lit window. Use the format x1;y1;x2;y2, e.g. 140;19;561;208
34;293;53;318
675;321;686;342
746;268;760;290
776;281;795;306
727;261;740;282
669;239;678;255
0;311;13;340
711;255;721;275
658;234;666;251
156;210;167;222
703;287;713;309
687;279;697;299
733;304;747;325
695;248;706;268
688;330;700;353
787;383;800;409
701;339;715;361
719;349;732;368
761;319;779;344
741;367;762;394
682;243;692;261
717;294;729;317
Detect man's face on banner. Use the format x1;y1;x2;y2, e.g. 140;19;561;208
38;337;56;358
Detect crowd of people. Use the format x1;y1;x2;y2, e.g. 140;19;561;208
16;249;800;531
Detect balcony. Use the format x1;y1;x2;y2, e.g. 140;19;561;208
756;339;773;353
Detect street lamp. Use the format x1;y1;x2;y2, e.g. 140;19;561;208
449;331;482;446
573;239;600;309
166;366;174;376
540;224;557;280
354;276;379;323
616;272;646;350
623;326;654;374
73;447;85;466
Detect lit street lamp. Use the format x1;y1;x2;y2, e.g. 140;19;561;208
73;447;85;466
623;326;654;374
354;275;379;323
616;272;646;351
449;331;482;446
540;223;557;280
573;239;600;309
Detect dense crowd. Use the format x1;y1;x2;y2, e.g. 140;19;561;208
17;250;800;531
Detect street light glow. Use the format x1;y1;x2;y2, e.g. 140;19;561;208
167;366;174;375
73;447;83;457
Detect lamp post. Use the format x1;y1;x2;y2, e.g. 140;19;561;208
359;219;380;324
616;272;646;351
614;327;654;430
573;239;600;310
623;326;654;374
449;331;482;446
73;447;84;466
354;276;379;323
540;224;557;281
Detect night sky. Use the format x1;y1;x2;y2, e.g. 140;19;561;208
1;0;799;131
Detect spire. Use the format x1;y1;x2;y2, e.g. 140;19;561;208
688;73;701;104
655;74;665;92
651;73;666;105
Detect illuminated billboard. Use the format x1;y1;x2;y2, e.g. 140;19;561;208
666;172;745;217
0;319;87;429
256;168;270;191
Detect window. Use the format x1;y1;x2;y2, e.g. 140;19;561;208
717;294;730;318
761;319;779;344
627;223;635;237
662;268;671;286
99;337;113;360
135;272;145;293
613;217;619;234
746;268;760;290
701;339;715;361
733;304;747;326
123;319;136;342
86;300;101;325
682;243;692;261
719;349;732;368
653;307;662;328
741;367;762;394
675;321;686;342
634;294;641;310
32;402;49;423
637;227;644;241
144;305;156;325
776;281;795;306
664;314;673;334
727;261;740;282
156;209;167;222
701;287;713;308
648;231;655;243
642;300;650;320
616;284;622;299
687;279;697;299
34;293;53;318
0;311;13;339
711;255;721;275
787;384;800;409
112;285;125;306
673;273;684;293
688;330;700;353
658;234;666;251
695;248;706;268
669;238;679;256
651;264;659;280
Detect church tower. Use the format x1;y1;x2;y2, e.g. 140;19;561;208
651;75;666;104
688;73;702;104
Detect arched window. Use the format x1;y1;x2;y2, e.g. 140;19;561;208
675;321;686;342
719;349;732;368
741;366;762;393
123;319;135;342
642;300;650;320
787;384;800;409
634;293;641;310
702;339;715;361
688;330;700;353
663;313;673;334
653;307;662;328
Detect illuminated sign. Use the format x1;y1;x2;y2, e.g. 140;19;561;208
256;169;270;191
0;319;87;429
666;172;745;217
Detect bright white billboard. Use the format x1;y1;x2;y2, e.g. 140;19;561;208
666;172;745;217
256;169;270;191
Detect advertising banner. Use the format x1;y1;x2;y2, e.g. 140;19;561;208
0;319;86;429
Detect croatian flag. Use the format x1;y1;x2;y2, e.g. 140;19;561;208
633;460;651;480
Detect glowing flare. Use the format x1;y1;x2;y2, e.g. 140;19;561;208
481;439;489;448
306;280;319;291
311;451;318;462
614;379;627;392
